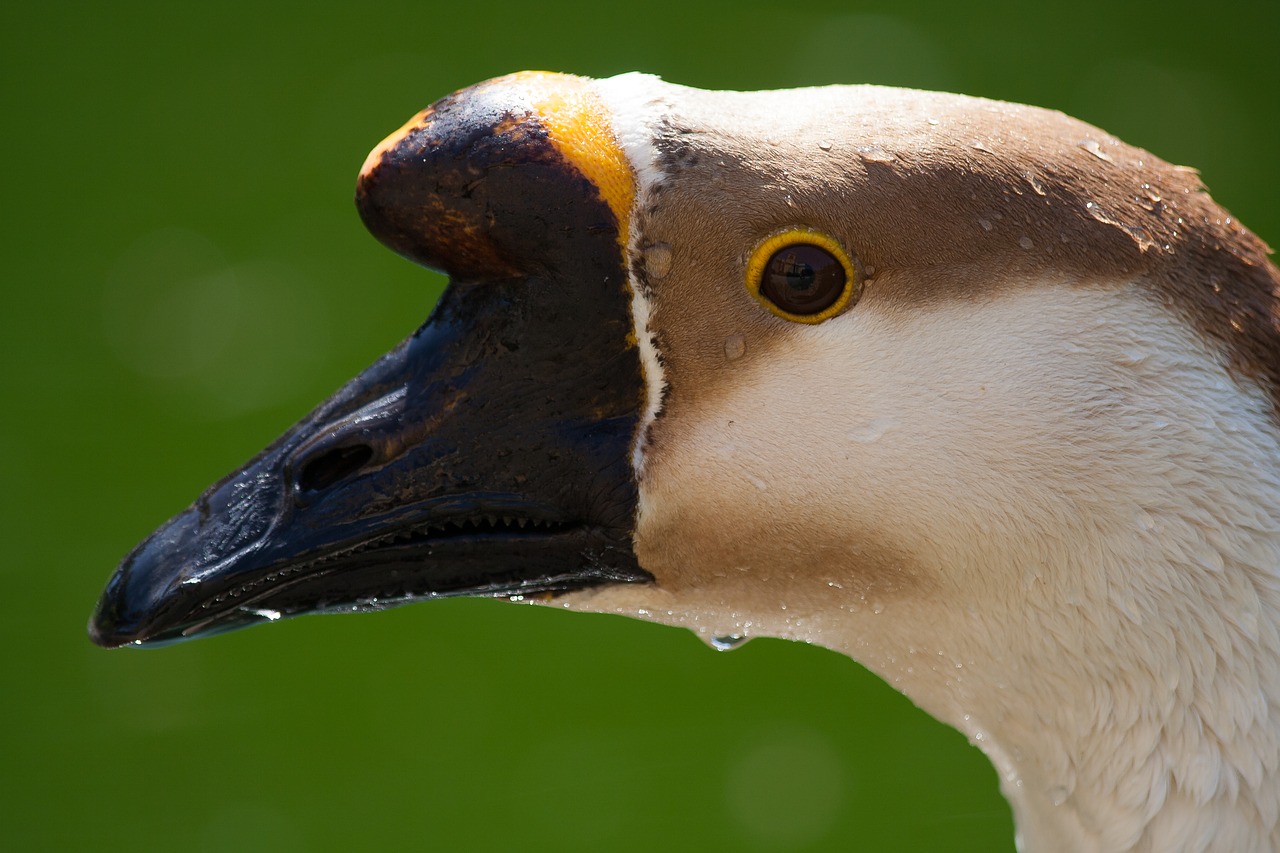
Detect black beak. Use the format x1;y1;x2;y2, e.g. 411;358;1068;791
89;74;650;648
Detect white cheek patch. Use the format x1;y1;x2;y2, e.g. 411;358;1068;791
619;279;1280;649
594;73;671;475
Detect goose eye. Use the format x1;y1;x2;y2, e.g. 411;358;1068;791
746;230;861;323
762;245;844;313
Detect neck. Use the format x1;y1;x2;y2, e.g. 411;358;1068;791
1011;581;1279;852
839;288;1280;851
842;362;1280;850
933;546;1280;852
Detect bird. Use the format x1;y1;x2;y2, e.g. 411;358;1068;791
88;71;1280;851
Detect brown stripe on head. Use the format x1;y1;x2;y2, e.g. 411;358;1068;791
625;82;1279;418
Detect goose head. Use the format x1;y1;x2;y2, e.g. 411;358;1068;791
90;72;1280;851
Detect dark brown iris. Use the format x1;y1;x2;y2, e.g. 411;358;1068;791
760;244;847;315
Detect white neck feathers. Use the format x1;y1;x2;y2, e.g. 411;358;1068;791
567;279;1280;851
819;283;1280;851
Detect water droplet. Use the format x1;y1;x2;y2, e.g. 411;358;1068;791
643;242;673;279
1134;509;1157;531
871;601;885;615
1019;236;1035;251
244;607;282;621
817;140;833;151
1048;786;1069;806
724;335;746;360
978;218;994;232
747;474;768;491
858;145;894;163
1129;225;1157;252
847;416;898;444
1085;203;1156;252
971;140;994;154
1078;139;1112;162
1136;184;1163;212
710;634;750;652
1023;171;1047;196
927;117;940;126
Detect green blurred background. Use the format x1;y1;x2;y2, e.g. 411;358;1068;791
5;1;1278;850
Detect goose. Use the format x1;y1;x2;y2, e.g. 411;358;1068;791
89;71;1280;852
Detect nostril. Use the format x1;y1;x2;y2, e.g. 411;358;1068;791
296;444;374;493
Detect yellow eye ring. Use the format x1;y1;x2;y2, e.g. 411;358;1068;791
744;229;862;324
